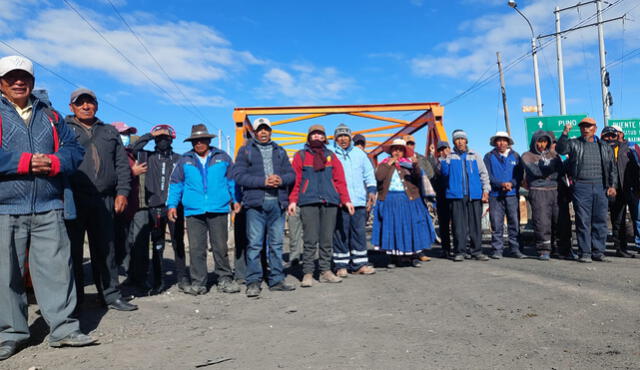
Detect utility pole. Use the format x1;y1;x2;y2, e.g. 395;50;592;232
226;135;231;155
496;52;511;135
218;129;222;148
554;6;567;115
596;0;610;124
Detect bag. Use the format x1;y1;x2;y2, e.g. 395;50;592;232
420;168;436;198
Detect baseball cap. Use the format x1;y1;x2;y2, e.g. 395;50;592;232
252;117;271;131
151;124;177;139
578;117;596;126
0;55;34;78
111;122;137;134
70;88;97;104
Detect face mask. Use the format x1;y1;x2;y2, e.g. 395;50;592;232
120;134;130;147
155;137;172;152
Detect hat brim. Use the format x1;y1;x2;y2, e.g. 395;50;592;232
184;134;216;142
383;144;414;157
490;136;514;146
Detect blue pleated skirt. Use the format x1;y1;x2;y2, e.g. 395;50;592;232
372;191;436;255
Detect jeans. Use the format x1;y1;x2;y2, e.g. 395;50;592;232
0;210;80;343
300;204;338;275
572;181;608;257
333;207;368;270
185;213;231;287
489;195;520;253
245;198;286;286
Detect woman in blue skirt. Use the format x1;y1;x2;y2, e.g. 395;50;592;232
372;139;436;267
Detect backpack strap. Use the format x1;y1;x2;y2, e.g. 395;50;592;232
43;107;61;152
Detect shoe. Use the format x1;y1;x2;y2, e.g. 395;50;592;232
592;255;609;262
538;252;551;261
187;285;207;295
386;263;396;269
150;283;166;296
217;277;241;294
269;281;296;291
417;252;431;262
471;254;489;261
353;265;376;275
490;252;503;260
464;253;472;260
0;340;25;361
411;259;422;267
440;250;451;259
245;283;261;297
177;279;191;293
453;254;465;262
319;271;342;283
615;250;634;258
508;249;526;259
301;273;314;288
108;298;138;311
336;268;349;278
561;252;578;261
577;256;592;263
50;331;97;348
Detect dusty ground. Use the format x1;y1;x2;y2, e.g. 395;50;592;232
3;238;640;370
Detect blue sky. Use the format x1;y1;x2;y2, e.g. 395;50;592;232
1;0;639;155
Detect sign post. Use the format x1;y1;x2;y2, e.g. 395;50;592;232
524;114;587;143
608;119;640;143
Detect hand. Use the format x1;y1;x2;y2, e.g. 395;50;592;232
271;175;282;186
345;202;355;216
31;153;52;175
428;144;435;155
442;147;451;157
167;208;178;222
410;155;418;163
152;128;170;137
502;182;513;192
387;157;397;165
481;192;489;203
114;195;128;214
287;202;297;216
132;161;148;176
232;202;242;214
366;193;376;212
607;187;617;197
563;122;572;135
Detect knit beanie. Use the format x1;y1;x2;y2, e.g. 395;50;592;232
452;129;467;141
334;123;351;139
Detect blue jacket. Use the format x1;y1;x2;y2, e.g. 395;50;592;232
483;149;523;197
332;142;376;207
231;139;295;209
167;148;238;216
0;95;84;215
440;148;490;200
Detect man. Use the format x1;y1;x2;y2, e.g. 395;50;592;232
332;124;377;277
0;55;95;360
556;118;617;263
550;132;576;259
601;126;637;258
232;117;296;297
130;124;190;294
483;131;524;259
353;134;367;150
167;124;241;295
522;130;563;260
440;129;490;262
66;88;137;311
428;141;453;258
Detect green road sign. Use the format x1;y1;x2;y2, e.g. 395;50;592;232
524;114;587;144
608;119;640;143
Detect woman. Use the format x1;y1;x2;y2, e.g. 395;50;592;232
288;124;355;287
372;139;436;267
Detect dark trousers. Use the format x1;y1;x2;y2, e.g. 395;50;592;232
436;196;451;254
609;191;634;253
333;207;368;271
529;188;558;252
68;193;121;305
300;204;338;275
286;207;303;262
572;181;608;257
114;213;131;272
233;208;248;281
488;195;520;253
185;213;231;287
554;182;573;255
449;197;483;256
126;209;151;287
149;206;187;287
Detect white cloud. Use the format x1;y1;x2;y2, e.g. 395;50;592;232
258;65;354;105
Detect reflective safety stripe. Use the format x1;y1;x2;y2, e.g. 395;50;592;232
333;252;350;258
352;257;369;264
350;250;368;255
333;259;350;264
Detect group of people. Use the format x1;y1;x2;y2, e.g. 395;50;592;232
1;54;638;361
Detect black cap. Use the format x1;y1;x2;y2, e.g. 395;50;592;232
437;141;450;150
353;134;366;145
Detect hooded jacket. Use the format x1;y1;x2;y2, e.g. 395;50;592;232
231;138;295;209
66;115;131;197
167;147;238;216
521;130;562;189
483;148;523;197
440;147;490;200
0;95;84;215
332;142;376;207
131;133;181;208
556;133;618;189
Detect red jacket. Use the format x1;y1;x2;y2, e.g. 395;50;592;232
289;145;351;206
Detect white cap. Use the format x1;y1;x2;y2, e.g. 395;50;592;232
252;117;271;130
0;55;34;77
613;125;624;133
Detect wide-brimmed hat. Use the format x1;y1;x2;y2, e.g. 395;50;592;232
489;131;514;146
111;121;137;134
383;138;414;157
184;123;216;142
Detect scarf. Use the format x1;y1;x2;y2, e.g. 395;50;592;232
381;156;412;169
308;140;327;171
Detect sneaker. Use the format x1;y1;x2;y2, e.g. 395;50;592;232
386;262;397;269
471;254;489;261
319;271;343;283
336;268;349;278
218;277;240;294
508;249;526;259
0;340;26;360
245;283;261;297
538;252;551;261
269;281;296;292
592;255;609;262
577;256;592;263
301;273;314;288
50;331;97;348
490;252;503;259
353;265;376;275
615;250;634;258
411;259;422;268
464;253;472;260
177;279;191;293
187;285;207;295
453;254;465;262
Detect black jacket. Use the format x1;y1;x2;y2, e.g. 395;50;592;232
66;116;131;197
607;140;636;192
556;133;618;189
131;133;181;208
521;130;563;189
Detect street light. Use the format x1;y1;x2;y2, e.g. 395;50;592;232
508;1;543;116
